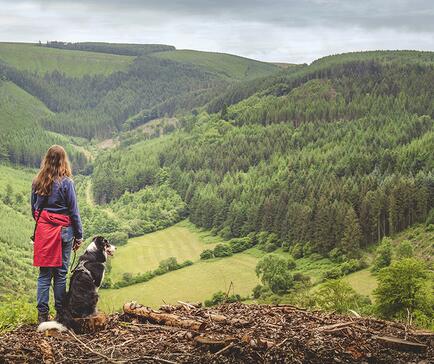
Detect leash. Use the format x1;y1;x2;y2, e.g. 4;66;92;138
69;249;78;274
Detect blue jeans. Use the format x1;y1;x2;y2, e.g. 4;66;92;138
36;226;74;313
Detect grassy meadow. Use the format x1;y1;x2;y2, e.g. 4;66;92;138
108;221;221;281
100;252;260;311
343;269;377;298
0;43;134;76
153;49;279;80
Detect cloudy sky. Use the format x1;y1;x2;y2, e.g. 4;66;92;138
1;0;433;63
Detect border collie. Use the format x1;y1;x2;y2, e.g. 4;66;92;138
38;236;116;332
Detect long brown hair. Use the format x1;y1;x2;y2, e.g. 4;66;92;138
33;145;72;195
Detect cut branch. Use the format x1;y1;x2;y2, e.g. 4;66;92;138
123;302;206;332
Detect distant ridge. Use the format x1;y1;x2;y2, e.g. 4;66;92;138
45;41;175;56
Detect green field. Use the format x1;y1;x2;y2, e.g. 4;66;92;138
108;221;222;281
100;253;259;311
153;49;279;80
343;269;377;298
101;222;353;312
0;43;133;76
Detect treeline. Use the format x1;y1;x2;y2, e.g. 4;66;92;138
45;41;175;56
92;53;434;257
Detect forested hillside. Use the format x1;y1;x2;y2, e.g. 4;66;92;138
0;42;279;167
92;51;434;258
0;80;87;169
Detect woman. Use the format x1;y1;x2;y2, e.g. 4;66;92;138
31;145;83;324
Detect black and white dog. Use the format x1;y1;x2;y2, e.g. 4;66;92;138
38;236;116;332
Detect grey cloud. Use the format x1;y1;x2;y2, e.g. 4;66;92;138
0;0;433;63
21;0;434;31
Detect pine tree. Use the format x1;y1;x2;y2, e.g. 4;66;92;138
340;206;362;257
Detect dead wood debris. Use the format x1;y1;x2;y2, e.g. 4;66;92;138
0;302;432;363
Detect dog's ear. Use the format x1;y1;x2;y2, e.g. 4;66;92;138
93;236;105;246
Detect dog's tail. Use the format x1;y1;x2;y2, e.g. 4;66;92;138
37;307;78;333
37;321;68;332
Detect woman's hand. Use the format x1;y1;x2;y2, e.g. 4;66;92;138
73;238;83;251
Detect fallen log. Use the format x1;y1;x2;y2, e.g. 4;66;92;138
375;336;427;353
123;302;206;332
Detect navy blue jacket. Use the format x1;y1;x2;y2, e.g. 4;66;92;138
31;177;83;240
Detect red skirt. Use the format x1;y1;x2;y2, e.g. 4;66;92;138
33;210;71;267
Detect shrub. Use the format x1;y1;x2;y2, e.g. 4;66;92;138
200;249;214;260
213;244;233;257
281;241;290;252
229;237;253;253
252;284;263;299
340;259;360;275
396;240;414;259
100;276;113;289
255;254;294;295
252;284;272;299
158;257;178;272
374;258;433;328
204;291;242;307
322;267;343;280
179;260;194;268
290;243;303;259
372;237;392;272
105;231;128;246
263;241;278;252
315;279;371;314
328;248;345;263
122;272;133;283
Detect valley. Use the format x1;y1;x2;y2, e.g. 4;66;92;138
0;42;432;332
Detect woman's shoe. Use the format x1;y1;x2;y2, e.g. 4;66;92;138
38;311;49;324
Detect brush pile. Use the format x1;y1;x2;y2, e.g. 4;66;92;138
1;302;432;363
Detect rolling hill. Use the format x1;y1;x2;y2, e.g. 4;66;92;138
153;49;280;80
0;43;134;76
